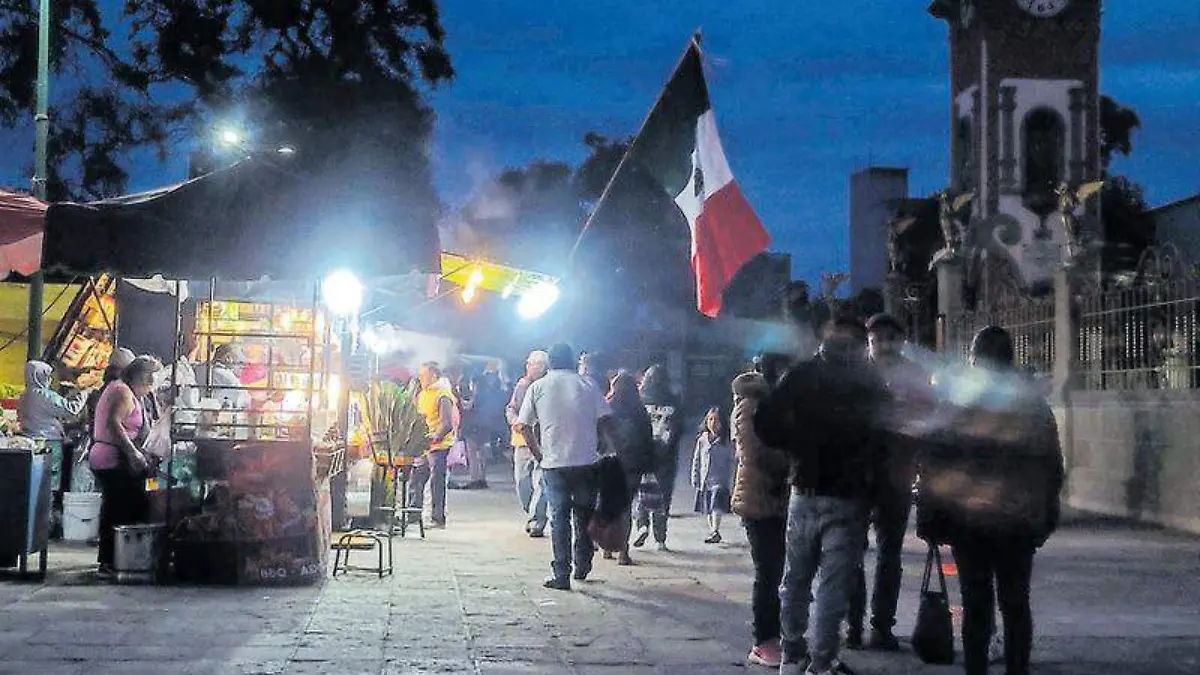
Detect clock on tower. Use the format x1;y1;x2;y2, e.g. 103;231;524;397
930;0;1102;289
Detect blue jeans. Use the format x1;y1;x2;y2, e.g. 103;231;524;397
513;446;547;529
779;493;869;671
408;449;448;523
541;464;599;580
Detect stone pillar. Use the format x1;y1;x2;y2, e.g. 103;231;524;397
934;257;965;353
1052;266;1079;485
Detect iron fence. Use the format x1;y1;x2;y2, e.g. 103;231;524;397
1078;278;1200;391
945;298;1056;375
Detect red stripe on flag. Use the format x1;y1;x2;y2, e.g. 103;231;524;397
692;181;770;318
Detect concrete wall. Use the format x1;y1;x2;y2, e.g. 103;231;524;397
1060;390;1200;534
849;167;909;294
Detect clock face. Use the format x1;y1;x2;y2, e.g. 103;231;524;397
1016;0;1071;18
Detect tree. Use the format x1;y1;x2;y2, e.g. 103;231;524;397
1;0;177;199
1102;175;1155;273
1097;95;1153;274
1100;94;1141;173
447;159;582;269
1;1;453;204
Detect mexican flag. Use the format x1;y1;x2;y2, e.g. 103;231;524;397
628;38;770;318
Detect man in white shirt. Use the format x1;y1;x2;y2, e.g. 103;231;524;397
515;343;613;590
507;350;550;536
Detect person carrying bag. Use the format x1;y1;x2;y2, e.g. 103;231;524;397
912;543;956;665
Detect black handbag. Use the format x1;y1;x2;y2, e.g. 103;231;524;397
912;543;956;665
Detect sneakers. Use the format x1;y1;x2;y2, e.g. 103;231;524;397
704;531;722;544
655;541;669;552
747;640;782;668
572;567;591;582
542;576;570;591
617;552;633;566
632;528;650;548
867;628;901;652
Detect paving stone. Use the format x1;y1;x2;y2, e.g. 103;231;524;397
0;662;84;675
2;468;1197;675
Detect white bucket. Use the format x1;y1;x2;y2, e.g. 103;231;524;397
62;492;103;542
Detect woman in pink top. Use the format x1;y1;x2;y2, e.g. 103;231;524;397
90;356;160;573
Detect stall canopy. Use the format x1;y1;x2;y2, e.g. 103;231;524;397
42;156;440;280
0;189;46;278
439;251;558;295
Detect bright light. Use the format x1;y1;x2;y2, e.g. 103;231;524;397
517;282;560;320
276;144;296;155
217;128;243;147
362;327;387;355
322;269;364;317
460;266;484;305
501;279;517;299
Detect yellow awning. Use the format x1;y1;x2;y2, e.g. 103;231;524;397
439;252;558;296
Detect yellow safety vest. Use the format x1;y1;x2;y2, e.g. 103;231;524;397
417;381;457;452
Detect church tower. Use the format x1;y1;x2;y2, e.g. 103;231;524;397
931;0;1102;289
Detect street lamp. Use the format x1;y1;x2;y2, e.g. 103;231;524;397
322;269;364;318
25;0;51;361
217;127;244;148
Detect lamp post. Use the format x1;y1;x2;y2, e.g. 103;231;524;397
26;0;50;361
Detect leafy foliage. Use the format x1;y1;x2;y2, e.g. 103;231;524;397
1101;175;1155;273
1096;95;1153;274
1099;94;1141;173
1;0;452;204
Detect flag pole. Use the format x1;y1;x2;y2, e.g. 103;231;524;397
566;29;703;263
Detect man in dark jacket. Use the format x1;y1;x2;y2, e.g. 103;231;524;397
846;313;936;651
755;315;891;675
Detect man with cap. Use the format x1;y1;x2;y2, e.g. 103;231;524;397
845;313;935;652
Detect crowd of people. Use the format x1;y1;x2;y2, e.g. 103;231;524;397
15;305;1063;675
469;311;1063;675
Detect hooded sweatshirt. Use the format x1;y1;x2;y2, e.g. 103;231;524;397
730;372;791;519
18;361;84;440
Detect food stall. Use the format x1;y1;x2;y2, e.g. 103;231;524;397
40;155;441;585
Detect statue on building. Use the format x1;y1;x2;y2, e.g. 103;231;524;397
1055;180;1105;265
821;271;849;304
930;189;975;269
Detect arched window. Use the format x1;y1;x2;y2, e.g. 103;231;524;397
1023;108;1065;195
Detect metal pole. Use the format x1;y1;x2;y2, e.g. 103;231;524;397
26;0;51;361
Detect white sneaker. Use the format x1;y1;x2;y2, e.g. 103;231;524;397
988;632;1005;664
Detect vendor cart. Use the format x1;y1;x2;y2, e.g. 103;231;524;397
38;155;441;585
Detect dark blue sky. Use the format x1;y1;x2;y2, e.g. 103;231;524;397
3;1;1197;285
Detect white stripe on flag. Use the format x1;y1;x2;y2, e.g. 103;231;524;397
674;110;736;249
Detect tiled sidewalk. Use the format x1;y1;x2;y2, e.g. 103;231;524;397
1;466;1198;674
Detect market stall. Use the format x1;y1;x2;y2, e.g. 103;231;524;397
41;155;440;585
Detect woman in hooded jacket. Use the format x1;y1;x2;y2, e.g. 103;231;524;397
731;354;792;669
917;326;1064;675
